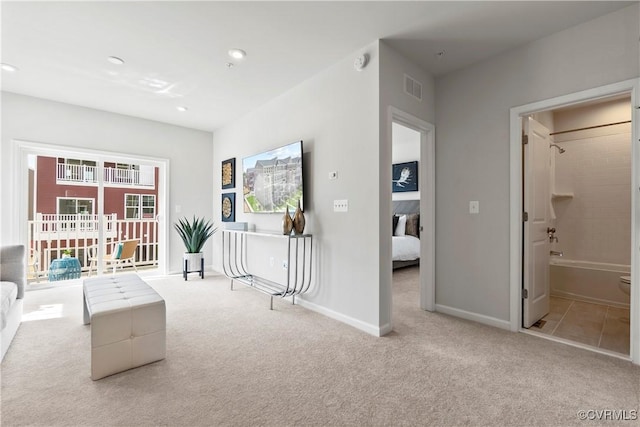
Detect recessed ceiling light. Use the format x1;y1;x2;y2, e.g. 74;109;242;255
228;49;246;60
1;63;19;72
176;106;188;112
107;56;125;65
226;62;235;69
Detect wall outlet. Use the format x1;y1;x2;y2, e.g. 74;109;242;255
282;260;288;269
469;200;479;214
334;199;349;212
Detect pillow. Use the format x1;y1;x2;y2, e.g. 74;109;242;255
113;243;124;260
405;213;420;237
392;215;399;235
394;215;407;236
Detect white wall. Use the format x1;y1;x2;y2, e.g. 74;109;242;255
553;99;632;265
212;42;384;333
434;5;639;323
0;92;213;274
392;122;421;202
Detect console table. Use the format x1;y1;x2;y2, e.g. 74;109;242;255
221;230;312;309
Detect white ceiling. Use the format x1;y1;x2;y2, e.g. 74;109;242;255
1;1;633;132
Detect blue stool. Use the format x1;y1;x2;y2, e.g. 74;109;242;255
49;257;82;281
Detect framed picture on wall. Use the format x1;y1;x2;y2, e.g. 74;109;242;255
221;193;235;222
222;158;235;189
392;161;418;193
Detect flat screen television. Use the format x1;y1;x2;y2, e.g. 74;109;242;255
242;141;303;213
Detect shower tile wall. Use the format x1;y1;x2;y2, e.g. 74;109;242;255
553;130;631;264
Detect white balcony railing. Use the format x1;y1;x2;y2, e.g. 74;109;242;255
56;164;154;188
28;213;158;281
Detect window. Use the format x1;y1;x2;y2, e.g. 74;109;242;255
125;194;156;219
57;197;94;215
57;198;95;230
58;158;97;167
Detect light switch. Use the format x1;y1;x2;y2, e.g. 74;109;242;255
469;201;479;214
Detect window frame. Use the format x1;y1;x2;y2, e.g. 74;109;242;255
124;193;156;220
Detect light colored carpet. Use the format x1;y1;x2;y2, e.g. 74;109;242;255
1;267;638;426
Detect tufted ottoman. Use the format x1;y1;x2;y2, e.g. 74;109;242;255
83;274;166;380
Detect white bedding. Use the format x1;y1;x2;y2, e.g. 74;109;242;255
392;235;420;261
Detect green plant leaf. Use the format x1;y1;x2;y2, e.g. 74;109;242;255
173;216;218;253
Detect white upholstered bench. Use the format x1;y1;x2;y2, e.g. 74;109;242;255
83;274;166;380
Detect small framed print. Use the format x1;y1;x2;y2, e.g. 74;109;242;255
221;193;235;222
222;158;235;189
392;161;418;193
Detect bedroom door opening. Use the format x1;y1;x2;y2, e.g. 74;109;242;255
389;107;435;323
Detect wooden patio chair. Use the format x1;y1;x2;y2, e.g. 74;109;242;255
28;248;40;283
88;239;139;276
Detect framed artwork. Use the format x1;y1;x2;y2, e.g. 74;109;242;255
392;161;418;193
221;193;235;222
222;158;235;189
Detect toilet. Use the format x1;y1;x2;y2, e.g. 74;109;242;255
619;276;631;296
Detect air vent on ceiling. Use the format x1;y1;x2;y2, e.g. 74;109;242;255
404;74;422;101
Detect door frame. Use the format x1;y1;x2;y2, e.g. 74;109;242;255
509;78;640;364
13;139;170;276
388;107;435;314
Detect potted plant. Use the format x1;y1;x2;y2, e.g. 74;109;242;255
174;216;217;279
62;249;73;258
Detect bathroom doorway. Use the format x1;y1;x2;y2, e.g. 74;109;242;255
511;80;640;362
523;95;632;356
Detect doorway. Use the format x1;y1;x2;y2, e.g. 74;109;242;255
387;107;435;330
15;140;169;285
510;79;640;364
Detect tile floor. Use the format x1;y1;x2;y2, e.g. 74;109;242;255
531;296;630;355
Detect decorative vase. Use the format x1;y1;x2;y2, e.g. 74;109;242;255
293;200;305;235
282;205;293;235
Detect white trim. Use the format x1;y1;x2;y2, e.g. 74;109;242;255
296;298;388;337
389;107;436;313
435;304;511;331
509;78;640;364
13;139;170;276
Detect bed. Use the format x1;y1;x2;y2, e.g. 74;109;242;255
392;200;420;270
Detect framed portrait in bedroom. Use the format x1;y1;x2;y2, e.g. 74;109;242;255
392;161;418;192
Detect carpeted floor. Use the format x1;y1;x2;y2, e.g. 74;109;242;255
1;267;638;426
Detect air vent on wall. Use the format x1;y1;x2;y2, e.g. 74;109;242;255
404;74;422;101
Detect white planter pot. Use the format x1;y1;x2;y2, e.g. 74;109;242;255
183;252;203;272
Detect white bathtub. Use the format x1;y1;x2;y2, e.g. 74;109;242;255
549;258;630;308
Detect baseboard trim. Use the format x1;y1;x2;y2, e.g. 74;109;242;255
296;298;387;337
435;304;511;331
551;291;630;309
